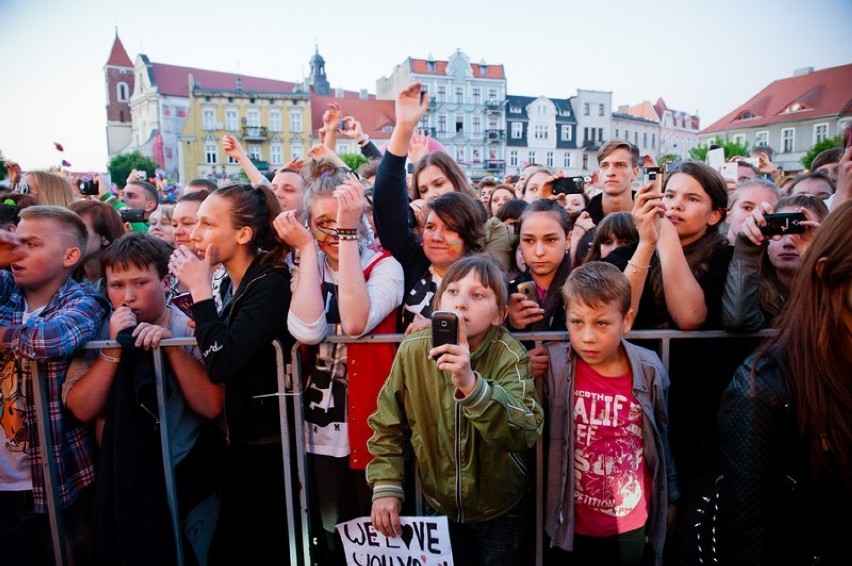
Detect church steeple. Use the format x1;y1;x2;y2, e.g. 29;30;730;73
307;44;330;96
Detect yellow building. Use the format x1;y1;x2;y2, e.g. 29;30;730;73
180;73;312;184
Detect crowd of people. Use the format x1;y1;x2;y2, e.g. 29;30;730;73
1;81;850;566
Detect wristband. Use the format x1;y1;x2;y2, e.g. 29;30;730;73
357;135;370;146
627;259;651;273
338;234;359;241
99;351;121;363
336;228;358;236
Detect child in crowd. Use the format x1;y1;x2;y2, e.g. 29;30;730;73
169;183;295;565
544;262;678;566
63;233;223;565
583;211;639;263
0;206;110;564
368;255;543;564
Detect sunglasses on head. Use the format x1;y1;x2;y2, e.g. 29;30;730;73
15;183;30;195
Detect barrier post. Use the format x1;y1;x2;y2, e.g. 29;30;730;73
29;359;67;566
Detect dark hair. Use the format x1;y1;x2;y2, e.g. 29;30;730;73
735;159;760;176
20;205;88;253
518;199;573;235
126;180;160;204
186;178;219;193
357;159;379;180
562;261;632;315
597;139;640;167
101;233;175;279
177;189;211;204
0;204;20;228
428;192;485;255
214;183;289;265
810;147;843;171
751;144;774;160
495;198;529;225
665;161;729;227
68;200;124;247
584;212;638;263
437;254;508;315
412;152;477;200
756;200;852;488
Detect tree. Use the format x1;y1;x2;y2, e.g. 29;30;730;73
339;153;367;172
107;151;159;188
656;153;681;168
689;136;750;162
801;136;841;170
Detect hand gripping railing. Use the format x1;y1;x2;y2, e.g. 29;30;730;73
20;328;774;566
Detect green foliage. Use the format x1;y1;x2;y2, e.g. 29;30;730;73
107;151;159;188
339;153;368;172
689;136;750;162
656;153;681;168
801;136;841;170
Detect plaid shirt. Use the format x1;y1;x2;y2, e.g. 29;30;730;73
0;271;109;512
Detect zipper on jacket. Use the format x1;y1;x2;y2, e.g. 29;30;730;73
454;402;464;523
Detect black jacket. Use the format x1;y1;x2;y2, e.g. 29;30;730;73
192;257;294;443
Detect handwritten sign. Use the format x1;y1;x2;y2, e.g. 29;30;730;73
336;516;454;566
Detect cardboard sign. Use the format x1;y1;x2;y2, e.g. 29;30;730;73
336;516;454;566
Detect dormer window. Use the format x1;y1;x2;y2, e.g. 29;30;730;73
510;105;521;114
735;110;757;120
479;64;487;75
783;101;807;113
427;60;436;72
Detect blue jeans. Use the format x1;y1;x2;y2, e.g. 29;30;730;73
424;496;528;566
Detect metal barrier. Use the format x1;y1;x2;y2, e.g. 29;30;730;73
19;328;774;565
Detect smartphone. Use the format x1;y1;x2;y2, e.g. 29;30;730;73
338;117;348;131
78;179;99;196
119;208;146;223
135;170;147;180
170;292;195;320
760;212;806;235
551;177;584;195
508;174;520;184
642;166;662;192
516;281;539;305
431;311;459;349
720;163;738;183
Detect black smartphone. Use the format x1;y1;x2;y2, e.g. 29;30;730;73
760;212;806;235
516;281;539;305
78;179;99;196
551;177;584;195
431;311;459;349
170;292;195;320
120;208;146;223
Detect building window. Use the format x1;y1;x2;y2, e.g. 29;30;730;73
246;109;260;128
652;133;656;149
472;88;480;105
420;116;429;130
472;116;481;135
488;117;497;130
509;150;518;167
269;110;281;132
511;122;523;139
438;115;447;133
598;103;605;116
615;128;620;138
643;132;648;148
528;151;536;165
427;60;436;72
535;124;549;140
205;142;217;164
561;125;572;141
248;145;262;161
755;131;769;147
583;103;590;116
732;133;746;146
290;141;303;159
437;86;445;102
336;144;348;156
624;130;629;143
546;151;554;167
225;109;238;132
270;144;283;164
782;128;795;153
116;82;129;102
563;152;572;168
455;116;464;133
290;110;302;133
634;131;638;146
203;108;216;130
455;87;464;103
582;153;589;170
813;123;829;145
488;88;497;100
510;105;522;114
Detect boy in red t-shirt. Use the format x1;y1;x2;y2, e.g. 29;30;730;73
543;262;679;566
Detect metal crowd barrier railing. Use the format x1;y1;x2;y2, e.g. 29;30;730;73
24;329;775;566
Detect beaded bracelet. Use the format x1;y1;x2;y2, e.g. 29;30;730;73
627;260;651;273
338;234;359;241
336;228;358;236
99;351;121;363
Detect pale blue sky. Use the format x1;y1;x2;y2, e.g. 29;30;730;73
1;0;850;172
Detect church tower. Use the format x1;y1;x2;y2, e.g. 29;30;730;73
104;30;134;156
307;45;330;96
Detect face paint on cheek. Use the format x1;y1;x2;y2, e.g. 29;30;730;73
446;238;464;256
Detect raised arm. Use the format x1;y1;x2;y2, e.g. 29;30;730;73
222;134;266;187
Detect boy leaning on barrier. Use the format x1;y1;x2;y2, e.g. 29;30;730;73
543;262;679;566
0;206;110;564
63;233;224;565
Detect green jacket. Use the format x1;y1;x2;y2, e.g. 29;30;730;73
367;325;543;523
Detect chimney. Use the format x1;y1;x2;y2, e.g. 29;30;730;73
335;87;344;98
793;66;814;77
236;77;242;90
360;89;368;100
